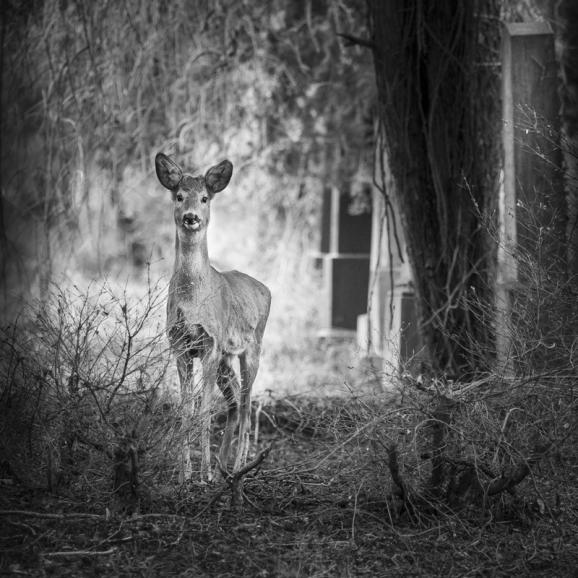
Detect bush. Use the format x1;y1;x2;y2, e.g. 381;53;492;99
0;278;179;511
358;220;578;525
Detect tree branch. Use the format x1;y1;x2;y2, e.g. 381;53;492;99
337;33;375;50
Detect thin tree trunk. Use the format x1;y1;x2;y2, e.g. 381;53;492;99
556;0;578;278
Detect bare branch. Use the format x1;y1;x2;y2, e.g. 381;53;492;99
337;32;375;50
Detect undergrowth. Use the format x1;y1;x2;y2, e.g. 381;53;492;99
0;241;577;576
1;391;576;576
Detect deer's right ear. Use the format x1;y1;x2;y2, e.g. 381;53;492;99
155;153;183;190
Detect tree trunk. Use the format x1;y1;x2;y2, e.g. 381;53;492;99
556;1;578;278
368;1;501;376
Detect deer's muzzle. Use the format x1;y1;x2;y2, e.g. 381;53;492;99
182;213;201;231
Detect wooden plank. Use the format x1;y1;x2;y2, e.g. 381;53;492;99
321;255;370;331
504;22;553;36
499;22;565;374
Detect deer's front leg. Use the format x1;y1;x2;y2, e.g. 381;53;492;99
176;353;197;483
200;356;218;482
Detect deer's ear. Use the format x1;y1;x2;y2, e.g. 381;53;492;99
155;153;183;190
205;160;233;194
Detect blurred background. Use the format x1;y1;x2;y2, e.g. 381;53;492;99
0;0;376;396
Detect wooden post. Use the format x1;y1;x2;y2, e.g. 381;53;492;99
499;22;565;373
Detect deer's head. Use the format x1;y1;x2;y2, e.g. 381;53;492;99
155;153;233;240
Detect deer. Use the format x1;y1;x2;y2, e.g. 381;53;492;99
155;152;271;483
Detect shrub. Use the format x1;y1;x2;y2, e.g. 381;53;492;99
0;278;178;512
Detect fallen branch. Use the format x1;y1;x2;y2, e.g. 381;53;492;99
218;444;273;508
43;548;116;558
486;463;530;496
0;510;103;520
233;444;272;479
486;442;551;497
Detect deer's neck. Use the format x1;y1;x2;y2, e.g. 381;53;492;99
174;234;211;284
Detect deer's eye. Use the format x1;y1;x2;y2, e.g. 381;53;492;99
201;196;209;204
176;193;184;202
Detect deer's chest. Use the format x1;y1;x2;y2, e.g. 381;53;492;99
167;290;228;358
167;274;254;358
168;318;212;358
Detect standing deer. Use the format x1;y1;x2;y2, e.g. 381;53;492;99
155;153;271;482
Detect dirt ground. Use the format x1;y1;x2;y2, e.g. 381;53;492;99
1;396;577;577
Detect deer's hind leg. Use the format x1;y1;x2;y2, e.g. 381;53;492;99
234;346;260;472
216;355;239;473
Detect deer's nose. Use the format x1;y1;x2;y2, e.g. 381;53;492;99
182;213;201;229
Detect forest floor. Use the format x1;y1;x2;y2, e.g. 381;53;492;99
1;393;577;578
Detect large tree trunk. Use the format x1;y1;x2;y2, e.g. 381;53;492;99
368;1;501;376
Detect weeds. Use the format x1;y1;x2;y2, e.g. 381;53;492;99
354;209;578;538
0;277;177;510
0;240;576;576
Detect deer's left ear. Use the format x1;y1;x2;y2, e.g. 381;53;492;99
205;160;233;194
